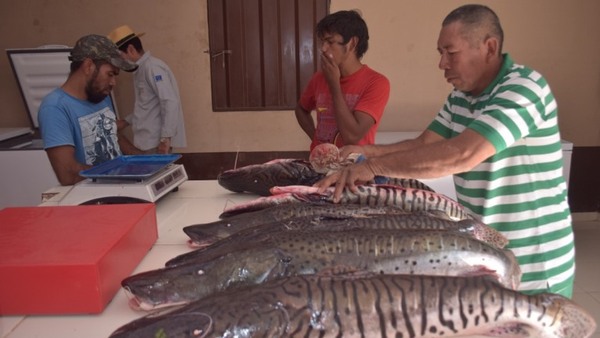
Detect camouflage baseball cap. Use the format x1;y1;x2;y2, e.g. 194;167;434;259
69;34;138;72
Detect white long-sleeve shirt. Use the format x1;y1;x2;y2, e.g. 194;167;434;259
126;51;187;151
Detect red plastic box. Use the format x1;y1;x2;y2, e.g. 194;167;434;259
0;204;157;315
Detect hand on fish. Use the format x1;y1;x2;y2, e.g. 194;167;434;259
339;144;365;159
314;159;378;202
309;143;359;174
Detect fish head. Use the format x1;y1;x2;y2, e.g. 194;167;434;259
217;159;316;196
111;294;293;338
121;263;215;311
182;217;267;249
110;309;214;338
459;219;509;249
123;248;282;311
471;222;509;249
217;164;269;195
182;226;222;248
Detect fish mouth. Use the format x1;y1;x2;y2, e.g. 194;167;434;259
123;286;187;311
187;238;215;249
182;229;220;248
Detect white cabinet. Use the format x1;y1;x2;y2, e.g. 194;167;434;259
0;145;58;209
561;140;573;186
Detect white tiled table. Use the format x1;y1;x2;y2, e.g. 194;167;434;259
1;177;460;338
0;181;256;338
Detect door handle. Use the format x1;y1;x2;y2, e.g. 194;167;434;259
204;50;232;68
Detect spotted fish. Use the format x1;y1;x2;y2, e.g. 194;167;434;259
122;229;520;311
110;274;596;338
173;214;507;266
181;212;507;253
183;203;412;247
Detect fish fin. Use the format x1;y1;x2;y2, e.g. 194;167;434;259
423;210;453;220
460;219;509;249
458;266;500;280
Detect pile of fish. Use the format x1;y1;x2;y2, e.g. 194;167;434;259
123;228;519;311
110;158;597;337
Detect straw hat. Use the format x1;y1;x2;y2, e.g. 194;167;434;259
107;25;145;48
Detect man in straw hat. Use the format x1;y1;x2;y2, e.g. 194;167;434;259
38;34;143;185
108;25;186;154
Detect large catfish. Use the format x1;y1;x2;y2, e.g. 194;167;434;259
172;214;507;267
122;229;520;311
110;274;597;338
183;203;413;248
220;184;471;220
217;158;434;196
181;211;508;253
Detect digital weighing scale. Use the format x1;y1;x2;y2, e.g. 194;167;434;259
44;155;188;206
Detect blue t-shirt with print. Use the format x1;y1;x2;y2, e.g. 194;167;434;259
38;88;122;166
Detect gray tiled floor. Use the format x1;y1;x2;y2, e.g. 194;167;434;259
572;216;600;337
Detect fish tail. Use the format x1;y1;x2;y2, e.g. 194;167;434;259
542;293;597;338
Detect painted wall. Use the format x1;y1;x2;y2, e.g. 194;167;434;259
1;0;599;152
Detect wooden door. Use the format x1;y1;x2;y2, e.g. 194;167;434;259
207;0;330;111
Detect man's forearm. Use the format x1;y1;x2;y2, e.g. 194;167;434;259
329;84;365;145
46;147;91;186
294;106;316;139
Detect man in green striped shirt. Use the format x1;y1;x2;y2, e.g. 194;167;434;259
315;4;574;298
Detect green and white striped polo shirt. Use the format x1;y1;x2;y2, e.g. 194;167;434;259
428;54;574;297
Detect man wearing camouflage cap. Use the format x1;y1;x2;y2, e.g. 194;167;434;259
38;34;142;185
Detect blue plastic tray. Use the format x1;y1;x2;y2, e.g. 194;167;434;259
80;154;181;180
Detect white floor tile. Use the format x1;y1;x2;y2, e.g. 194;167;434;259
573;219;600;337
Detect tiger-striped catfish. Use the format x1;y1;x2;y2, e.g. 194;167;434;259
110;274;596;338
122;229;520;311
220;184;472;220
181;211;508;253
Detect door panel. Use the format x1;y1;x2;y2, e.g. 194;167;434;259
207;0;330;111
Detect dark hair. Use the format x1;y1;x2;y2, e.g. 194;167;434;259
70;60;84;73
317;10;369;59
117;36;144;53
443;4;504;54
